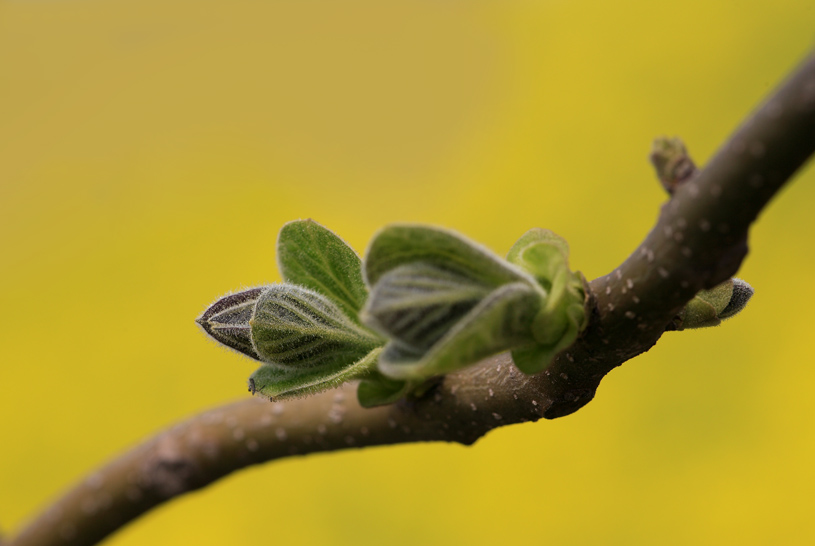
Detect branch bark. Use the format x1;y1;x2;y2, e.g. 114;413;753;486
10;51;815;546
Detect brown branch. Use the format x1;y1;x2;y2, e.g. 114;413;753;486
9;50;815;546
9;359;542;546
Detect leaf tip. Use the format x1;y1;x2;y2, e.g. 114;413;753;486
197;287;265;361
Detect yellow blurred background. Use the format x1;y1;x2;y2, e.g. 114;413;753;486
2;0;815;544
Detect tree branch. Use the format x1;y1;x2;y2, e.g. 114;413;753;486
9;362;542;546
10;50;815;546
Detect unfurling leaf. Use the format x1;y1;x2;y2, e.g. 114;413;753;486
675;278;754;330
362;224;587;381
506;229;588;373
362;225;543;380
506;228;570;287
277;219;368;322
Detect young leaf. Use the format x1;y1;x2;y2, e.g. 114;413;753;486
277;219;368;321
376;282;542;380
251;347;382;401
362;262;494;353
364;224;533;288
251;284;382;369
196;287;265;361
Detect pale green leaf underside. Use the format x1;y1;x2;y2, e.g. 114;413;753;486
251;284;381;369
364;224;533;289
251;347;382;401
277;219;368;321
362;262;494;353
377;282;542;380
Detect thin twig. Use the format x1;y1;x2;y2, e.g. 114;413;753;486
9;50;815;546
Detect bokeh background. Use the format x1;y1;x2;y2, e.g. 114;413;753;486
2;0;815;544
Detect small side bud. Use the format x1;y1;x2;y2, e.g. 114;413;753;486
717;278;754;320
197;288;264;360
674;278;754;330
650;136;697;195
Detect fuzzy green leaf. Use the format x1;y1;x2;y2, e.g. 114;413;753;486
362;262;494;353
377;282;542;380
251;347;382;401
364;224;532;288
251;284;382;369
277;219;368;321
505;228;587;372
